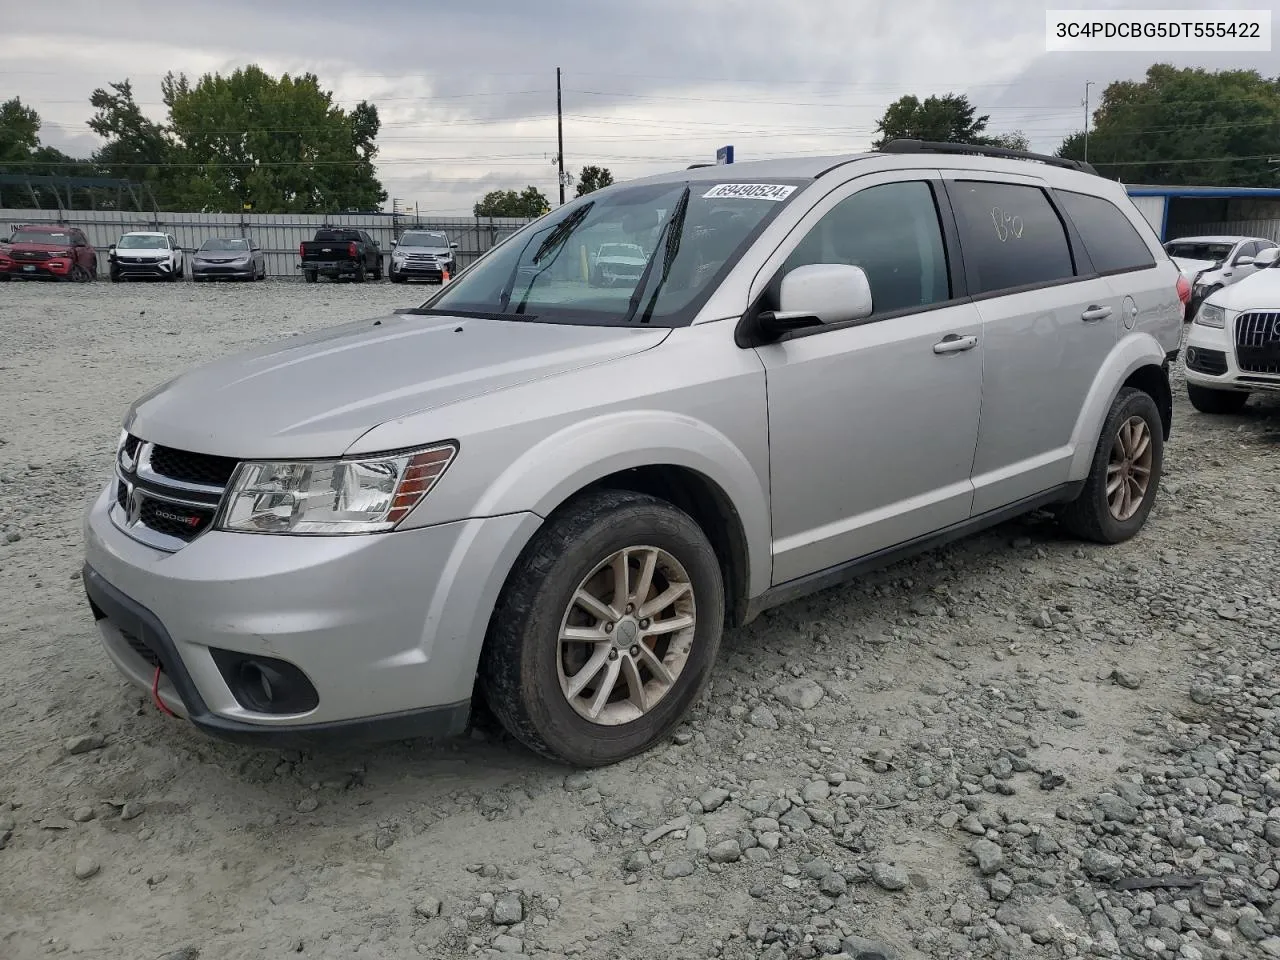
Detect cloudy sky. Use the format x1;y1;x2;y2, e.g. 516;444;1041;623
2;0;1272;215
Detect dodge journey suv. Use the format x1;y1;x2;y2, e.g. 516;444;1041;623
82;141;1185;767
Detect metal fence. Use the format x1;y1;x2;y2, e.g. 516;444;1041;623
0;209;532;278
1167;219;1280;243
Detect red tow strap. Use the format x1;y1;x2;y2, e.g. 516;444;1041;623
151;665;178;717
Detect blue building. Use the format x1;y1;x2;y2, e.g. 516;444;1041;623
1125;185;1280;243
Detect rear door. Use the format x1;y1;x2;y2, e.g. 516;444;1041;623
940;172;1120;515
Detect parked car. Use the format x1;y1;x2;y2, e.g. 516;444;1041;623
1164;235;1277;321
108;232;185;281
299;228;382;282
1183;244;1280;413
0;224;97;281
191;237;267;281
82;141;1183;766
389;230;457;283
589;242;648;286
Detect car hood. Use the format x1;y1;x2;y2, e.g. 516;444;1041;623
125;312;670;459
598;255;647;266
394;246;452;256
194;250;250;259
1171;257;1218;281
1210;269;1280;312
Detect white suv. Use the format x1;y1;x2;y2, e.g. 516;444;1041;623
108;231;186;282
1184;245;1280;413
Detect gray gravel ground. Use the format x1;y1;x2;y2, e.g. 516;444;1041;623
2;279;1279;960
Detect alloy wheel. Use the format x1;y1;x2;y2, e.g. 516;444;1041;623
556;545;697;726
1106;415;1153;521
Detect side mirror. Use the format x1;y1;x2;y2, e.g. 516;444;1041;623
1235;255;1255;267
763;263;874;332
450;242;459;249
1254;247;1280;268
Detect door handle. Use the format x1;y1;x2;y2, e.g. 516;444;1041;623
933;334;978;354
1081;305;1113;322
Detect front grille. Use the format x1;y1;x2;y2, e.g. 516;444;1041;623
1235;311;1280;375
14;251;51;261
149;445;239;487
1186;347;1228;376
112;435;239;551
119;625;162;669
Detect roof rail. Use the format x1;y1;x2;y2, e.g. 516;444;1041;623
687;162;714;169
877;139;1099;176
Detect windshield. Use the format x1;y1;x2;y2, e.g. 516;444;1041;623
420;178;805;326
399;231;449;247
1165;241;1233;262
199;238;249;252
118;235;168;249
10;229;71;245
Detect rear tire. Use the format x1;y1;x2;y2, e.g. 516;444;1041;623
1058;386;1163;545
371;258;383;281
353;264;366;283
304;270;317;283
479;489;725;767
1187;383;1249;414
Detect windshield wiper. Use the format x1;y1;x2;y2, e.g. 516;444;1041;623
495;202;594;313
513;204;596;314
622;184;691;325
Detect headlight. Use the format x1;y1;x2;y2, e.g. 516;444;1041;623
217;442;457;535
1194;303;1226;328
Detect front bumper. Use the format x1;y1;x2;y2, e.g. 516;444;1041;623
193;262;254;279
1;258;73;278
112;258;176;278
81;481;541;745
1184;318;1280;394
391;261;452;280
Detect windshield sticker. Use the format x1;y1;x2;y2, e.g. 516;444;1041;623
702;183;796;202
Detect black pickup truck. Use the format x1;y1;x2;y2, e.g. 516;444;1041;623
298;228;383;282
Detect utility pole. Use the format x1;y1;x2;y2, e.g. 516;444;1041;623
1083;81;1095;163
556;67;566;206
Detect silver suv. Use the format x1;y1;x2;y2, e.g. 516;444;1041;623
82;141;1185;766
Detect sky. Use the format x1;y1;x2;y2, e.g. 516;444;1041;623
2;0;1275;215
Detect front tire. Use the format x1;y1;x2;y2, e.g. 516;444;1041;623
1058;387;1164;544
1187;383;1249;415
480;489;725;767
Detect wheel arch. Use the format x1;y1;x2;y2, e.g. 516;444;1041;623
1067;333;1171;479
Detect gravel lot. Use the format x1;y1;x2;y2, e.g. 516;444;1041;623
2;279;1280;960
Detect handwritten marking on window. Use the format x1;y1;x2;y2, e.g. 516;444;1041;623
991;206;1024;242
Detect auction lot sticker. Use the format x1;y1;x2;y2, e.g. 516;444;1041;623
702;183;797;201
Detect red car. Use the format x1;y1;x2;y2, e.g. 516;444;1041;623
0;224;98;281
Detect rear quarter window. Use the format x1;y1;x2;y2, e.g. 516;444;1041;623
1056;189;1156;274
947;180;1077;296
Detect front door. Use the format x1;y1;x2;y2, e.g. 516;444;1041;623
754;173;985;585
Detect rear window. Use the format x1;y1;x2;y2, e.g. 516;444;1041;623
1057;190;1155;274
947;180;1077;296
1164;240;1233;263
314;230;360;241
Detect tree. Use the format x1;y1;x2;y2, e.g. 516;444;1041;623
88;79;176;204
1055;64;1280;185
0;97;41;164
473;185;550;218
871;93;1027;151
161;65;387;213
574;164;614;197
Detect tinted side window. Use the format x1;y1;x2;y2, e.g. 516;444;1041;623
781;180;951;316
1057;189;1156;274
947;180;1076;295
1237;241;1258;262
